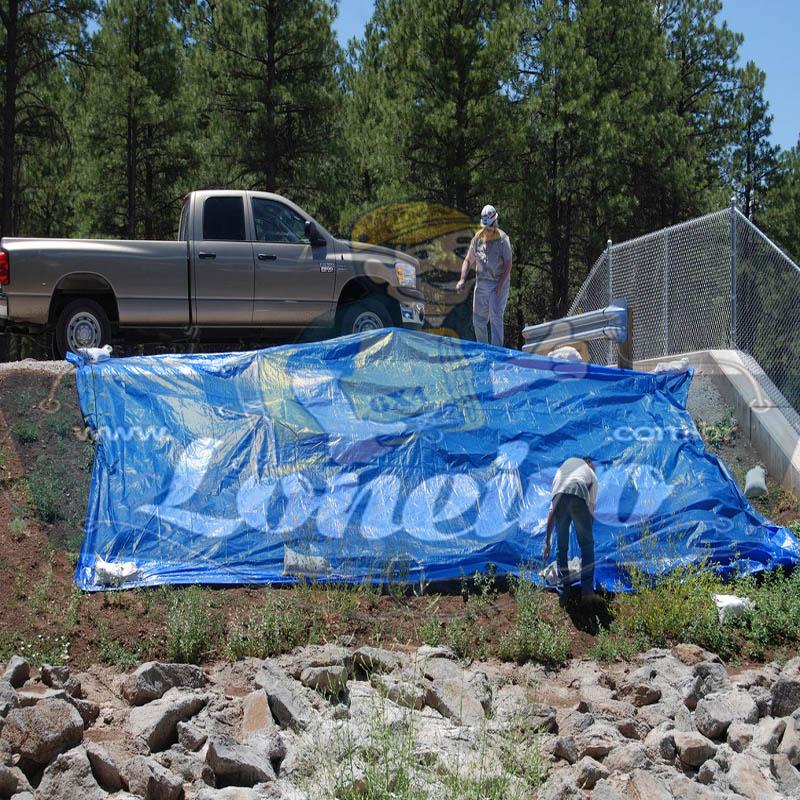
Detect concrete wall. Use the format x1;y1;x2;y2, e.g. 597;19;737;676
635;349;800;497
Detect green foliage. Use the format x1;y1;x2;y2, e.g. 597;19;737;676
498;576;569;666
97;623;143;668
12;421;39;443
165;586;219;664
610;563;733;656
225;594;308;659
588;625;641;663
697;415;738;448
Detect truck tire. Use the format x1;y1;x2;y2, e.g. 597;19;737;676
54;298;111;358
0;333;9;363
338;296;394;335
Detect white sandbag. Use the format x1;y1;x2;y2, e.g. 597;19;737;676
77;344;113;363
744;465;768;499
548;346;583;362
539;557;582;587
284;547;332;578
713;593;754;622
653;357;689;374
95;556;140;587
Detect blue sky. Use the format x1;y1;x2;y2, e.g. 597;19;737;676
333;0;799;151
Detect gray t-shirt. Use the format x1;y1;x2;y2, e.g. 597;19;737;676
468;229;512;283
551;457;598;515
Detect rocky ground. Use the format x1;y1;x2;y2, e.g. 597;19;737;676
2;642;800;799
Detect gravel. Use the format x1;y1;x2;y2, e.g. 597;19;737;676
0;358;73;376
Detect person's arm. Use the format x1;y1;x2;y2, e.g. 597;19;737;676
543;499;555;561
455;242;475;292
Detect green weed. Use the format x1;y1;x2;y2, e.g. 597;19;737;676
165;586;219;663
697;414;737;448
97;624;142;668
225;593;307;659
11;421;38;443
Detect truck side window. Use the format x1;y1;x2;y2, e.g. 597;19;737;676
203;196;246;241
178;201;189;241
251;198;309;244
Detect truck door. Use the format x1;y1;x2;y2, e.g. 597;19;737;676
192;195;254;324
250;197;336;327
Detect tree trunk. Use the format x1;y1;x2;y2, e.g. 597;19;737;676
264;0;278;191
1;0;19;236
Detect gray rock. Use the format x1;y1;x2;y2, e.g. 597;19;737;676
241;690;278;739
205;735;276;787
591;778;626;800
157;743;214;785
643;726;676;763
697;758;721;785
2;656;29;689
421;660;485;727
127;690;208;752
195;789;265;800
0;763;24;796
351;646;401;674
36;746;106;800
121;662;208;706
255;664;315;732
750;685;773;718
626;768;673;800
617;681;661;707
68;695;101;728
176;720;207;752
575;755;608;789
16;687;68;707
0;698;83;770
537;769;582;799
575;722;624;760
370;673;426;711
0;680;18;718
603;742;650;773
86;740;125;791
123;754;183;800
673;730;717;767
416;644;456;660
41;665;81;697
553;736;578;764
727;721;755;753
773;657;800;717
727;751;783;799
693;661;731;701
779;722;800;766
299;665;347;696
754;717;787;754
281;644;352;679
616;717;649;741
770;753;800;797
695;691;759;740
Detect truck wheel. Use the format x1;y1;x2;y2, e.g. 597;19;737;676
338;296;394;335
55;299;111;358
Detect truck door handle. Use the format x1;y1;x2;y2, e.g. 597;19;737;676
198;251;216;260
257;253;277;261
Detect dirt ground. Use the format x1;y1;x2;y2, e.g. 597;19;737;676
0;364;797;671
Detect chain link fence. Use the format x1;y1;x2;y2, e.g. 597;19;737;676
569;204;800;430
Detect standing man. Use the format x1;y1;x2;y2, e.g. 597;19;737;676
455;204;512;346
543;457;602;605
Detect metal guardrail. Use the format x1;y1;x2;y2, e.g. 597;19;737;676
522;299;628;352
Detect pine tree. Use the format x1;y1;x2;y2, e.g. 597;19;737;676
762;138;800;262
728;61;777;223
0;0;92;236
72;0;196;239
188;0;342;222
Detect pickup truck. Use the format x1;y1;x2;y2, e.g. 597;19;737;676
0;189;425;358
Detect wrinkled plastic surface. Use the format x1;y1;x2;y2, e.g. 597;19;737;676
69;329;799;590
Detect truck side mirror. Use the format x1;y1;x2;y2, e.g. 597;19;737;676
304;220;325;246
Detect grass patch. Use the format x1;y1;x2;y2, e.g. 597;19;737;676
165;586;220;664
225;593;309;659
608;562;732;656
11;420;38;443
97;623;143;668
498;576;569;666
588;625;642;662
697;414;737;449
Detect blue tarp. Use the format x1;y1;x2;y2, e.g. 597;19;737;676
70;328;800;591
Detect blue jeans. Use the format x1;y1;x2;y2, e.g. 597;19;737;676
553;492;595;595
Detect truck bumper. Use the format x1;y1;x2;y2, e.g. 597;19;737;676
399;299;425;328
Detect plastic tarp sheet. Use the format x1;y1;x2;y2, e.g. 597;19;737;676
69;329;800;590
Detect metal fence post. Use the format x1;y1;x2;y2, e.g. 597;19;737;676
607;239;613;363
730;195;738;348
663;230;669;356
